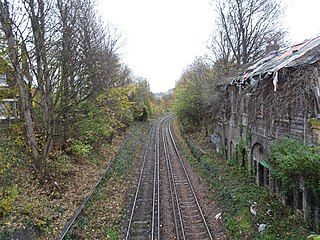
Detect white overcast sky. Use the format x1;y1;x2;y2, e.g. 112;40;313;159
97;0;320;93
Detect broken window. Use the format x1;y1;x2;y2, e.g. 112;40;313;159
258;163;265;186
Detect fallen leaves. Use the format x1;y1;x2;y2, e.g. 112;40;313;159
0;134;126;239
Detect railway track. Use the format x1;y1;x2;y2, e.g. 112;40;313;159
124;118;163;240
163;117;213;240
59;114;219;239
125;114;215;239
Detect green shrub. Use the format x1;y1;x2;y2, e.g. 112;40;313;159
269;138;320;193
0;185;18;216
183;134;309;239
67;139;93;156
72;101;115;147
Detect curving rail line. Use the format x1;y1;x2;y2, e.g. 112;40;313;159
125;114;214;240
59;114;216;240
164;117;214;240
124;117;165;239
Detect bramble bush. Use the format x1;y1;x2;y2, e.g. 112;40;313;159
269;138;320;194
67;139;93;157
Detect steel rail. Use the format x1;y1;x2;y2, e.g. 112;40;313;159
125;118;162;240
162;115;186;240
151;125;157;239
157;122;161;240
125;123;155;239
167;118;214;240
151;120;162;240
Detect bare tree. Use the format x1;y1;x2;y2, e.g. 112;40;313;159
55;0;122;104
55;0;124;143
0;0;124;171
0;0;40;165
209;0;285;67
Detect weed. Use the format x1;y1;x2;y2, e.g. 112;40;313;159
65;121;149;239
0;185;18;217
105;228;118;240
180;131;310;239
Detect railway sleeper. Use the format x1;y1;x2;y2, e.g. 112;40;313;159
133;206;153;214
175;182;190;187
185;233;211;240
129;236;152;240
181;209;199;215
179;179;189;183
180;194;194;199
177;195;194;201
183;214;203;221
185;227;209;233
184;226;209;235
192;219;203;225
180;205;199;211
136;197;153;203
179;200;196;205
194;231;211;237
180;201;197;207
181;196;195;201
131;221;151;229
129;229;151;238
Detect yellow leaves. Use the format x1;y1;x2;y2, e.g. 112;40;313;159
96;86;135;131
35;219;47;227
22;199;50;230
9;122;28;149
104;86;134;110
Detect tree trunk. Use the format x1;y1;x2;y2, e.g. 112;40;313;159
0;0;40;166
29;0;54;162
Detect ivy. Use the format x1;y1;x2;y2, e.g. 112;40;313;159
269;138;320;193
235;140;247;162
0;128;22;217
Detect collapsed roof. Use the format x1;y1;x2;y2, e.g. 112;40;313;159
231;35;320;91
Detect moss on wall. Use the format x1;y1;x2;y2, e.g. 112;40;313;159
308;119;320;144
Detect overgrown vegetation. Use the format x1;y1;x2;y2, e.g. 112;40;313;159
171;0;308;238
0;128;23;217
0;0;155;173
65;120;151;239
0;1;156;237
176;126;310;239
269;138;320;194
173;57;220;135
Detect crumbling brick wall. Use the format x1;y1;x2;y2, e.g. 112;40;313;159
215;61;320;227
